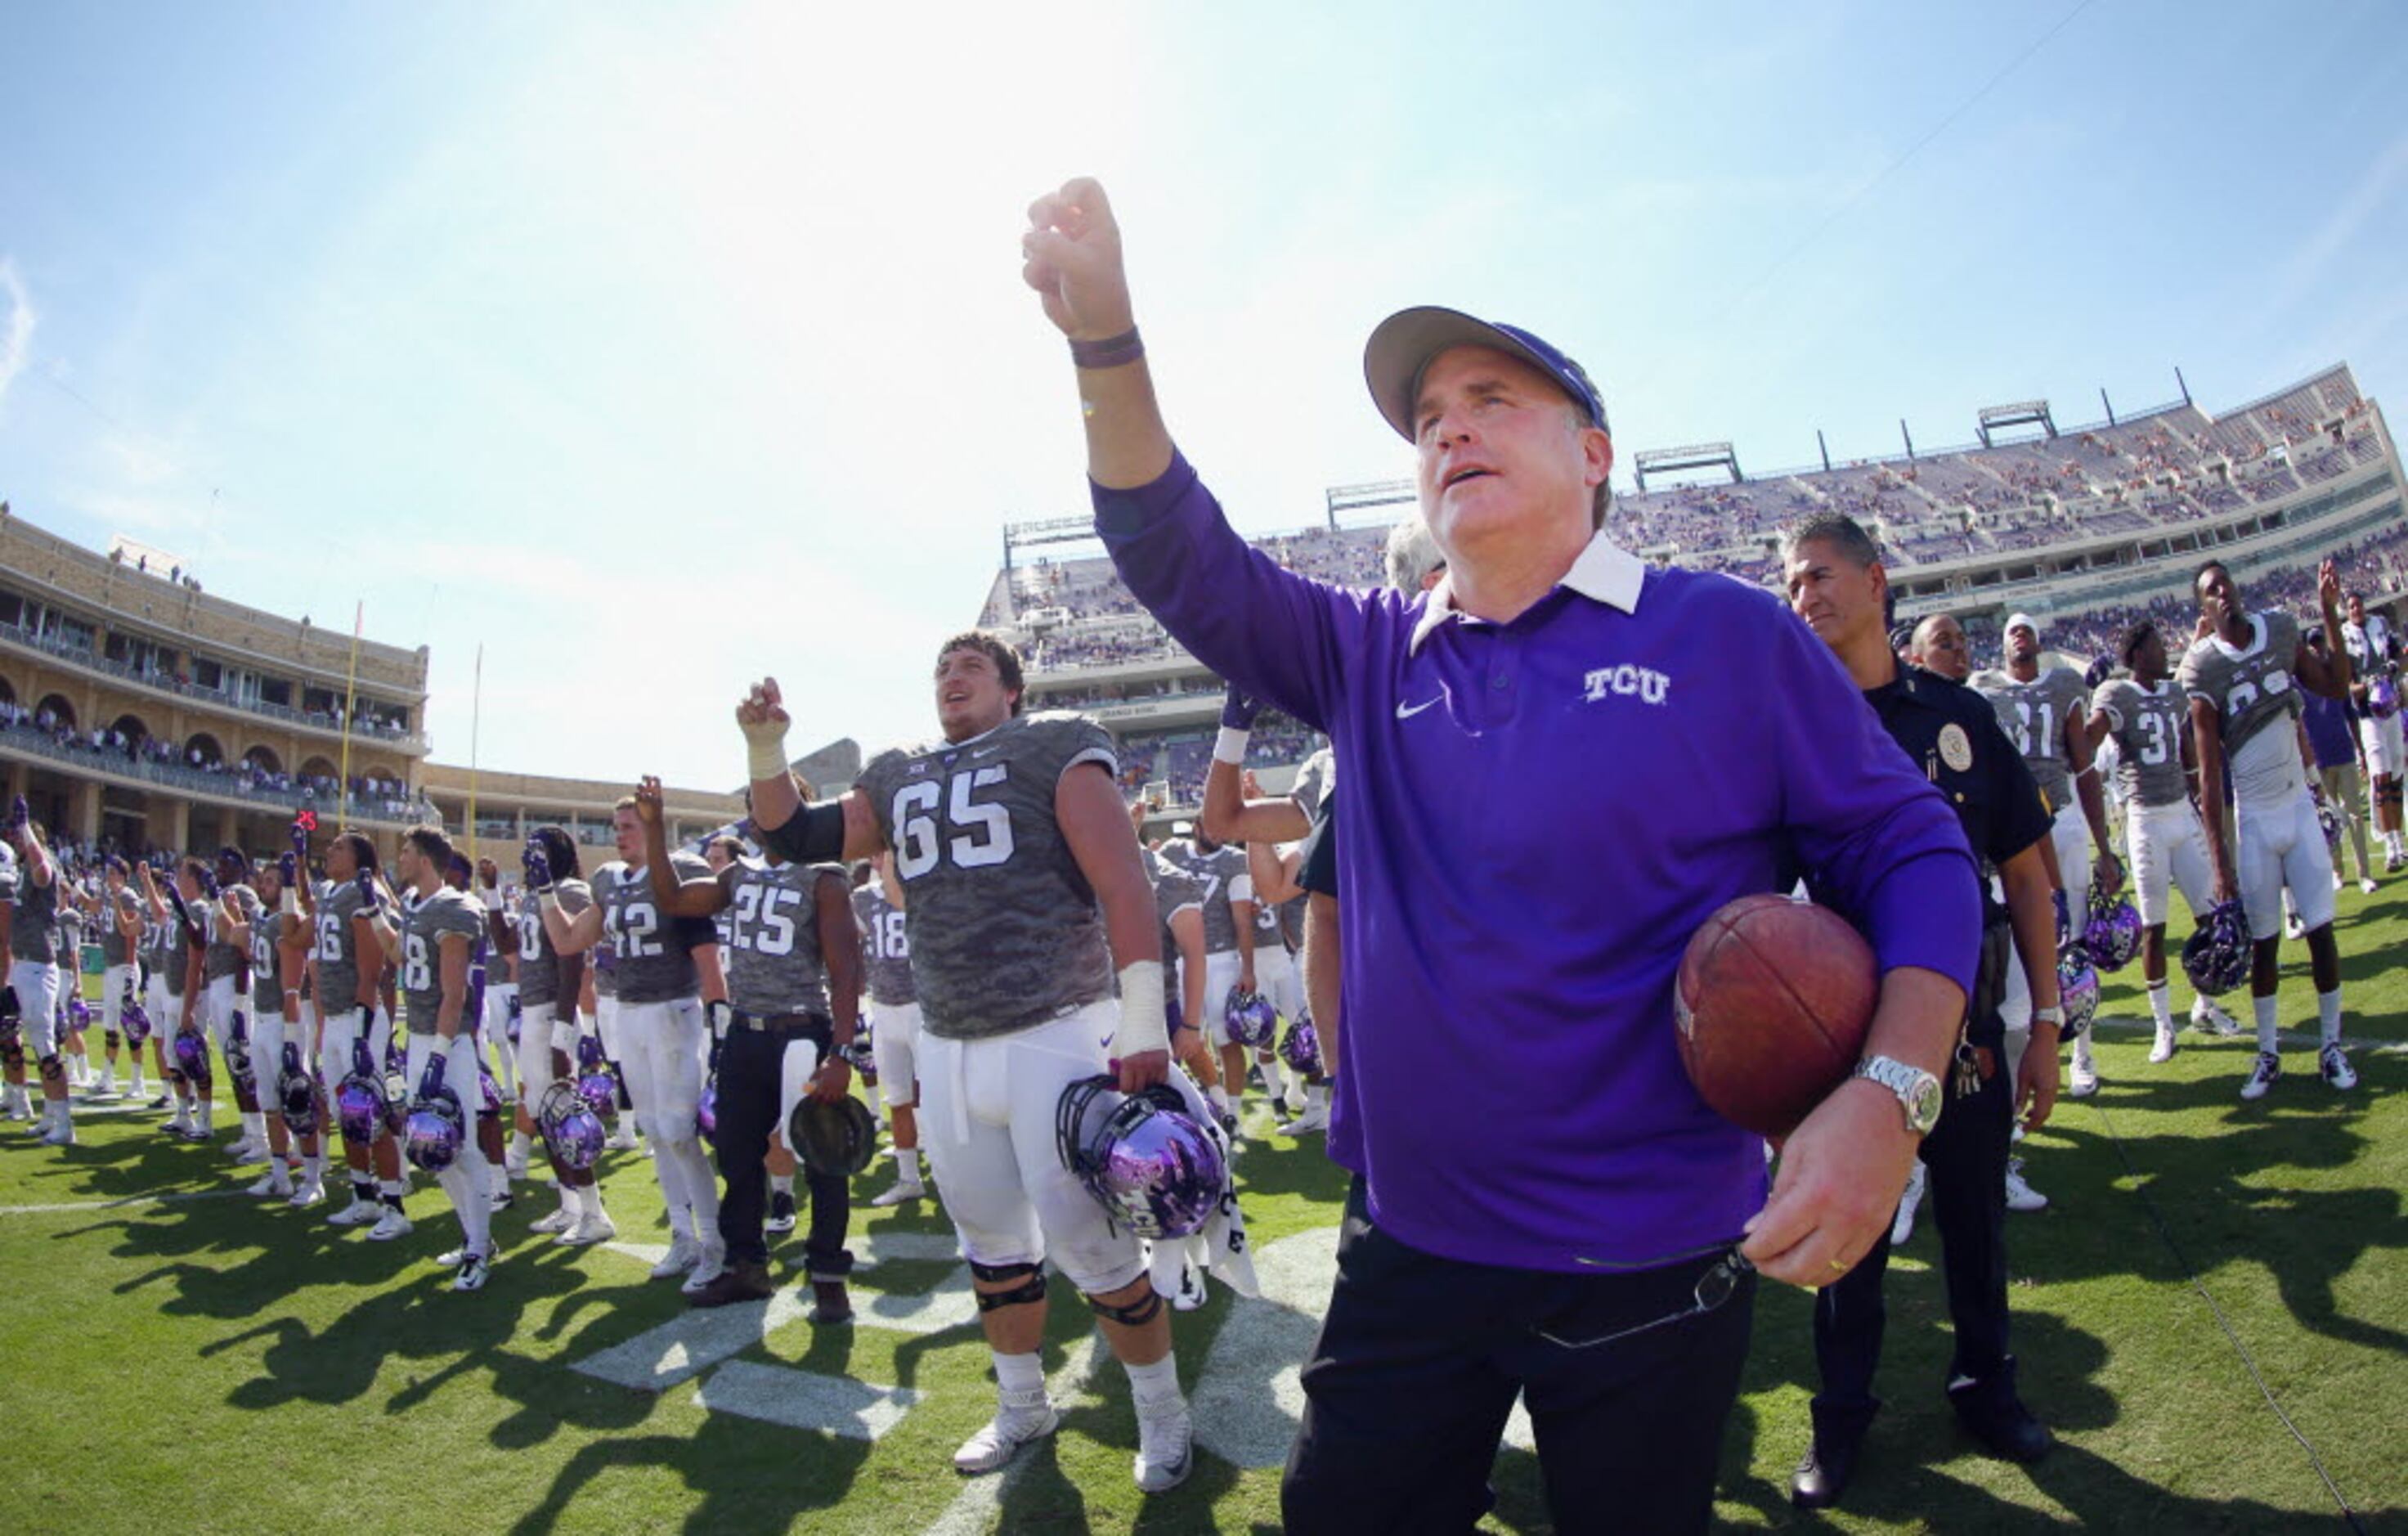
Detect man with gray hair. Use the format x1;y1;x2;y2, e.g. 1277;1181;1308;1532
1025;177;1980;1533
1382;517;1446;595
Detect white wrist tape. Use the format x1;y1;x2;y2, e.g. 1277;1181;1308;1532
280;888;299;917
747;736;792;784
1213;728;1250;766
536;890;560;913
1114;962;1168;1058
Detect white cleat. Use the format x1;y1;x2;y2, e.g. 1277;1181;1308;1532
247;1172;292;1198
650;1236;702;1280
1132;1399;1194;1494
953;1389;1058;1475
2149;1025;2177;1065
2240;1052;2281;1102
365;1208;415;1242
452;1251;491;1291
2321;1044;2358;1092
869;1179;927;1209
529;1206;576;1235
680;1243;729;1296
2069;1037;2101;1098
2003;1157;2048;1213
606;1126;639;1152
1890;1161;1926;1246
40;1120;78;1148
223;1139;267;1165
1277;1103;1330;1137
2361;877;2382;896
288;1181;325;1210
328;1195;382;1227
2191;997;2243;1037
1170;1263;1208;1312
558;1211;617;1246
435;1246;471;1269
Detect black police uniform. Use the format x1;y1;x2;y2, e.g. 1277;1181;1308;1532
1799;663;2055;1506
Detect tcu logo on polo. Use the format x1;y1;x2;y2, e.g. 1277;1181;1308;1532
1583;664;1671;706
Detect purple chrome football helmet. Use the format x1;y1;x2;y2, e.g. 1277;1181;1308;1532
121;995;153;1049
335;1038;385;1147
2182;900;2253;997
2057;941;2101;1036
478;1065;504;1116
1056;1076;1226;1240
573;1035;618;1119
402;1055;465;1174
223;1010;256;1096
696;1077;718;1147
276;1044;319;1137
535;1080;605;1172
2084;882;2143;972
2316;795;2345;850
1223;987;1277;1049
2370;674;2399;720
65;994;92;1030
1280;1014;1322;1077
173;1030;212;1085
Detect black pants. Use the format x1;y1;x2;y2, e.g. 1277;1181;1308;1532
1282;1180;1755;1536
1812;1033;2015;1418
713;1017;853;1279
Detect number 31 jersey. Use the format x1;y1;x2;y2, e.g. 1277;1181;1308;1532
2089;677;2191;809
855;711;1118;1042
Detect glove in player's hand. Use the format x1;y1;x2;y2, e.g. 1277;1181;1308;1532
1021;177;1136;341
522;842;553;892
356;869;382;916
1221;684;1261;731
277;851;298;887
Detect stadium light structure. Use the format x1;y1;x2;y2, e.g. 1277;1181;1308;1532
1632;442;1742;493
1324;478;1413;528
1977;400;2056;449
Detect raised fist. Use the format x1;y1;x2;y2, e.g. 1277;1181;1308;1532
634;775;665;826
1021;177;1136;341
4;796;26;834
477;857;500;889
1221;683;1261;732
737;678;791;745
356;868;382;917
277;851;298;887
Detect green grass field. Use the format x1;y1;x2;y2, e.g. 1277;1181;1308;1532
3;886;2405;1535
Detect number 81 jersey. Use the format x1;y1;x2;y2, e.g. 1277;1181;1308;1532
856;711;1119;1043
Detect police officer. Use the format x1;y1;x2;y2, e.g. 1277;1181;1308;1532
1781;514;2062;1509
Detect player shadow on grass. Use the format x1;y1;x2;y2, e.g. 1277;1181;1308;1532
496;1409;874;1535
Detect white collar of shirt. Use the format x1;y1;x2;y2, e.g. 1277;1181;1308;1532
1407;531;1644;655
2208;613;2268;663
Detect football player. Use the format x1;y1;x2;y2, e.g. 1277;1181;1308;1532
56;890;91;1090
197;848;269;1164
2180;559;2357;1099
545;798;724;1291
368;825;498;1289
1;801;76;1143
852;856;929;1208
2338;591;2404;869
513;828;615;1244
1155;822;1258;1128
310;833;412;1235
1972;615;2123;1098
244;856;303;1199
2086;621;2240;1062
441;852;515;1211
637;778;860;1311
135;862;201;1134
95;858;147;1103
738;632;1195;1495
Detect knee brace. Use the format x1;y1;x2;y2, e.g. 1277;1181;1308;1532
105;1030;123;1051
0;1035;22;1074
38;1053;65;1085
969;1260;1049;1312
1084;1282;1164;1328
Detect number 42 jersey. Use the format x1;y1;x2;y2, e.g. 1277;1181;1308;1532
855;711;1118;1043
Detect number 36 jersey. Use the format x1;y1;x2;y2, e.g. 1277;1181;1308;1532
856;711;1118;1043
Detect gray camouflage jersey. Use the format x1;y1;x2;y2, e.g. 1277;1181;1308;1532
514;878;592;1009
2177;610;2309;792
854;711;1118;1041
252;909;289;1010
850;882;916;1008
1158;838;1251;954
1144;847;1204;1016
721;858;845;1017
1971;666;2088;814
7;865;62;966
102;887;139;968
59;902;84;965
2092;678;2192;808
400;884;487;1035
314;881;373;1015
600;855;712;1004
204;885;262;983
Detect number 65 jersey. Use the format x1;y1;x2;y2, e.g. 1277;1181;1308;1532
855;711;1119;1043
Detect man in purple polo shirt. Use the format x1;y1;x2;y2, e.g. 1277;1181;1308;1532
1021;178;1982;1533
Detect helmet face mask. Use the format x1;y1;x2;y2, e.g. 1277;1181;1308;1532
787;1094;877;1176
1055;1075;1226;1241
535;1080;605;1171
1280;1015;1321;1076
403;1085;465;1174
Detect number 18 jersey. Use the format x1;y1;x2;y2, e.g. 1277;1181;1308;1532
855;711;1117;1042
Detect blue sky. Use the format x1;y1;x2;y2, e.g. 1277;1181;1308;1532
4;1;2406;790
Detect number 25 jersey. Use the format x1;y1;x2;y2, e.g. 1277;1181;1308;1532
855;711;1118;1042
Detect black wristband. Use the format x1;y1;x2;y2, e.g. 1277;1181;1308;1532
759;799;849;864
1069;327;1143;369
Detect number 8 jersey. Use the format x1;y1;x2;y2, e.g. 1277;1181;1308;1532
855;710;1118;1043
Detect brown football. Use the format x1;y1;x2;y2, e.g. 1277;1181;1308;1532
1675;893;1879;1138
